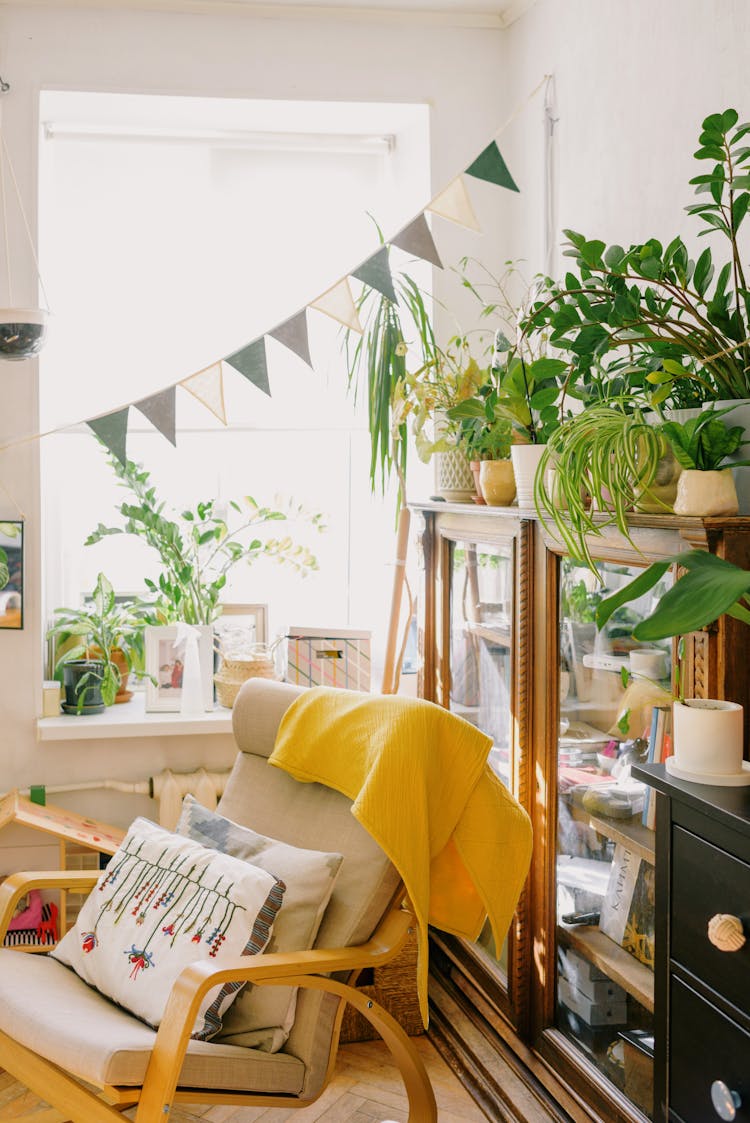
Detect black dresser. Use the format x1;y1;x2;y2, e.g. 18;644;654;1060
633;763;750;1123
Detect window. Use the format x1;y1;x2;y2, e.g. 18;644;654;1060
39;92;432;682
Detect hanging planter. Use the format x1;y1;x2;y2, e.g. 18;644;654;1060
0;78;50;361
0;307;47;360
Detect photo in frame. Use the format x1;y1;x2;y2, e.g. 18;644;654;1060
0;521;23;630
144;624;214;712
214;603;268;655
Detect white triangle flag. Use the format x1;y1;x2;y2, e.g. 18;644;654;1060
310;277;363;334
180;362;227;425
427;176;481;232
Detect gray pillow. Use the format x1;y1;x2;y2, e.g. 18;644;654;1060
176;794;343;1052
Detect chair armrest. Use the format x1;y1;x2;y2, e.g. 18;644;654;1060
0;870;100;942
137;900;414;1118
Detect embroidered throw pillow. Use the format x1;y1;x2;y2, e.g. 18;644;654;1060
176;794;343;1052
51;817;284;1039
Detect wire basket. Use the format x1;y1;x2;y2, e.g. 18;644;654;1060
214;647;278;709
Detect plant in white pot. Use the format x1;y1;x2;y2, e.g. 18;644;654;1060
660;405;750;514
596;550;750;785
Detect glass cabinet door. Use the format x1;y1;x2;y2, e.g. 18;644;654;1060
555;557;672;1120
447;539;515;977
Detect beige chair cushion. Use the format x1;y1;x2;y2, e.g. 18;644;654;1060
0;950;304;1093
223;680;401;1098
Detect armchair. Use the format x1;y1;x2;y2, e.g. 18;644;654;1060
0;679;530;1122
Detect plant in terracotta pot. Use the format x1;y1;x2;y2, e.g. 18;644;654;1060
448;389;515;505
596;551;750;785
48;572;152;712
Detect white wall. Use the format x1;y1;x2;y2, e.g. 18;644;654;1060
504;0;750;277
0;2;511;862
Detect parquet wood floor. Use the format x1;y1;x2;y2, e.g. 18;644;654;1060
0;1037;489;1122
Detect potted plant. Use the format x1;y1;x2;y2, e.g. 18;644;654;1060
87;454;322;627
448;387;515;505
660;405;750;514
533;400;666;571
596;550;750;785
48;572;152;713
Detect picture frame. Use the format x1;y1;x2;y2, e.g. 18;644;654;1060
0;520;23;630
144;624;214;713
214;603;268;653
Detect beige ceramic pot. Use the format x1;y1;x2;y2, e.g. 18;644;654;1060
672;468;739;516
479;459;516;506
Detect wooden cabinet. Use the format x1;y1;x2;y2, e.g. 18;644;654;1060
633;764;749;1123
412;502;750;1123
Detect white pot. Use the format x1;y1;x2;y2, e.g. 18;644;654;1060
668;698;750;786
672;468;739;516
510;443;546;510
433;447;475;503
702;398;750;514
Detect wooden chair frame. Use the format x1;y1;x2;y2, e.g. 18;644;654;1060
0;870;437;1123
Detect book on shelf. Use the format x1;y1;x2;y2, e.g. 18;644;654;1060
598;842;655;970
641;704;672;830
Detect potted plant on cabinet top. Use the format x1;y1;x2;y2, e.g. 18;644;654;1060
523;108;750;508
447;385;515;505
596;550;750;786
48;572;152;713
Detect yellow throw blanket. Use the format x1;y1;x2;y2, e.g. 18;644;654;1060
269;687;533;1026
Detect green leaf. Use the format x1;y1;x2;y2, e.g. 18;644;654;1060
695;145;725;161
595;559;672;630
603;244;626;270
732;192;750;231
530;387;560;411
722;108;739;130
694;246;714;295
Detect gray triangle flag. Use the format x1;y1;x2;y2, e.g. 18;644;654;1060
391;213;443;269
134;387;177;446
352;245;398;304
268;310;312;368
465;141;520;193
87;407;130;466
225;337;270;396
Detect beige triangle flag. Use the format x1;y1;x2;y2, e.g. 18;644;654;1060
311;277;363;334
427;176;481;232
180;362;227;425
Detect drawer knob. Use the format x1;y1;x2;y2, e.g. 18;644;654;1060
711;1081;742;1121
707;914;746;953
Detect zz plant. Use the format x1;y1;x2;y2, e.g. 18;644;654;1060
87;454;322;626
523;109;750;407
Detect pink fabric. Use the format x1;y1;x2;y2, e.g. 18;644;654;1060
8;889;42;931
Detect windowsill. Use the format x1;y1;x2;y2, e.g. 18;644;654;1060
36;691;234;742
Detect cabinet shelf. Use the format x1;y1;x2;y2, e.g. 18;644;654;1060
558;922;654;1011
465;621;511;648
588;813;656;865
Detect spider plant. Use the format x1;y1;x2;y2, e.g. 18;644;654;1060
533;399;667;574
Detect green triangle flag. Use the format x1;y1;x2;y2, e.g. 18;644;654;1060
465;141;520;193
134;387;177;446
225;338;270;396
87;407;130;466
352;245;398;304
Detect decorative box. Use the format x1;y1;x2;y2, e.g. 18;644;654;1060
285;626;371;692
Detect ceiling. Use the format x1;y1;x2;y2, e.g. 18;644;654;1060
4;0;536;29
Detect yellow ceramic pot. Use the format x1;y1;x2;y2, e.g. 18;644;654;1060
479;459;516;506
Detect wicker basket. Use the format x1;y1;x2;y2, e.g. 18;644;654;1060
214;653;277;709
339;923;423;1042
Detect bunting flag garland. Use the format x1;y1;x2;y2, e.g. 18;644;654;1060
180;363;227;425
351;245;398;304
134;387;177;446
311;277;363;333
224;338;271;396
267;310;313;368
87;408;130;466
465;140;520;193
391;213;443;269
0;75;550;459
426;177;481;232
